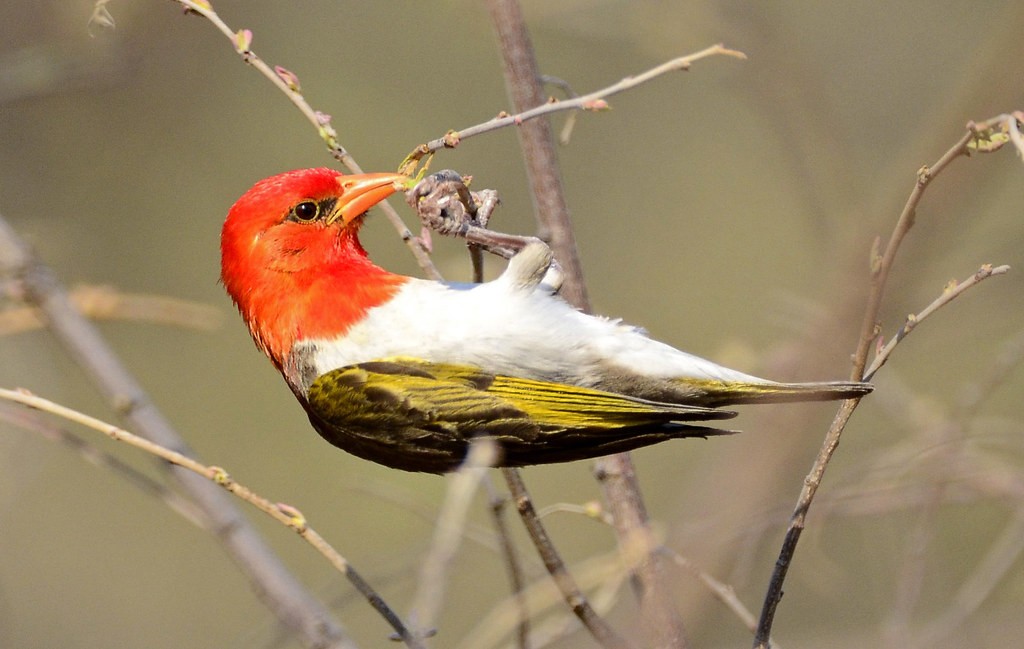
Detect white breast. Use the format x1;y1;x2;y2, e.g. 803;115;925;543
289;259;766;394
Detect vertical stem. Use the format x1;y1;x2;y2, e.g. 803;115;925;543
485;2;688;646
502;468;633;649
485;0;588;310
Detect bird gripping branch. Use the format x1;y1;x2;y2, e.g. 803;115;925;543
220;168;870;473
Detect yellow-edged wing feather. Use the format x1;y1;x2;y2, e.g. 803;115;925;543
304;358;736;472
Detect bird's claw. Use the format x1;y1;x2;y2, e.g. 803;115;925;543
405;170;552;262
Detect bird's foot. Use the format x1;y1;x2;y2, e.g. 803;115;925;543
406;170;531;259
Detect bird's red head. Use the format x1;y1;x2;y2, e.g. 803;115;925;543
220;168;409;368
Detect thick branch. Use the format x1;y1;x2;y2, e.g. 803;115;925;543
485;0;588;309
484;2;694;646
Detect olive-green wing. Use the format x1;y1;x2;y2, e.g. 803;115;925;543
304;358;736;472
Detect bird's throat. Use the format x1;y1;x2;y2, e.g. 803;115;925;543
239;251;406;370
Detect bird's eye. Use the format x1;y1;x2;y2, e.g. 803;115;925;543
291;201;320;222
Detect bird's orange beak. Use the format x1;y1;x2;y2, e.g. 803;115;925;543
333;172;410;225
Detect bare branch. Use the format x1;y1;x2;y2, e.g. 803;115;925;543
409;44;746;161
482;3;699;646
660;548;780;649
0;285;222;335
0;402;206;527
753;113;1023;648
851;113;1022;382
501;467;635;649
484;477;531;649
0;387;424;649
456;548;628;649
168;0;442;279
865;264;1011;380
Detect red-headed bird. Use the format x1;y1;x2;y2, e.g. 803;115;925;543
220;168;870;473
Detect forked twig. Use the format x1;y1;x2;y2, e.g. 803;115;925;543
753;113;1022;648
865;264;1011;380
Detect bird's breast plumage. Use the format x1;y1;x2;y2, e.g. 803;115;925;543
283;267;765;399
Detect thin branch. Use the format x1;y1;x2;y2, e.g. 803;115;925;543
752;112;1023;648
409;44;747;161
501;467;635;649
0;284;222;335
865;264;1010;380
660;548;780;649
455;547;628;649
0;387;424;649
168;0;442;280
851;113;1021;381
408;439;498;640
532;498;777;646
484;476;531;649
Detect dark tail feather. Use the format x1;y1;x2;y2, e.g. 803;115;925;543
675;379;873;407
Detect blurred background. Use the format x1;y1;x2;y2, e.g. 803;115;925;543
1;1;1022;647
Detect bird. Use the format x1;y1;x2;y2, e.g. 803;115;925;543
220;167;871;473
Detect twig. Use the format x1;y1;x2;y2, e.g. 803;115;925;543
484;476;531;649
501;467;634;649
852;113;1022;381
410;44;747;161
0;284;222;335
455;547;628;649
531;498;777;646
408;439;498;640
166;0;442;280
0;387;424;649
752;113;1023;648
539;75;581;145
864;264;1010;380
0;210;351;649
660;548;780;649
536;500;613;525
